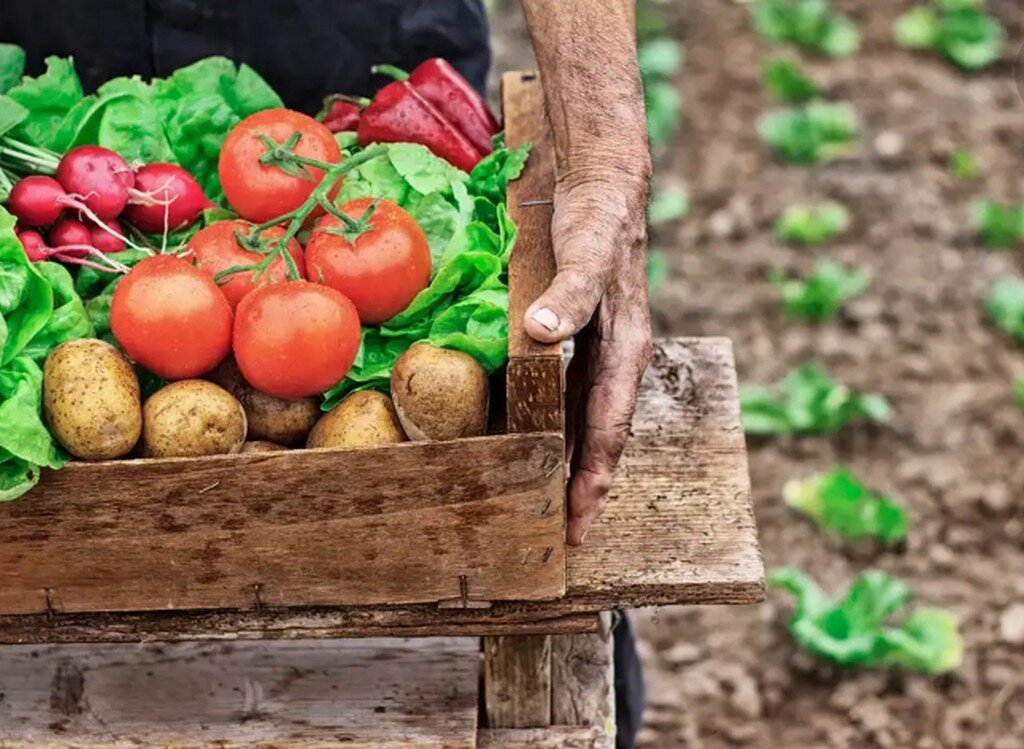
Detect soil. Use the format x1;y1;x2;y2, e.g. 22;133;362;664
491;1;1024;747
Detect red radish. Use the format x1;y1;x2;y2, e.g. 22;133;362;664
125;163;211;234
16;230;47;262
55;146;135;220
7;176;67;226
49;218;94;255
89;218;127;254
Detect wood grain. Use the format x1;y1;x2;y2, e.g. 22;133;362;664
478;727;614;749
551;612;614;734
0;638;479;748
484;635;552;729
0;337;762;643
0;433;566;615
503;71;565;436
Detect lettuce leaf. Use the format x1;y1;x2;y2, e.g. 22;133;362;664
322;140;529;409
769;568;963;675
783;467;908;542
0;209;53;365
0;44;25;95
21;262;93;362
5;56;84;149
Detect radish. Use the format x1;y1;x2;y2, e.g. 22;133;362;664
49;219;94;257
16;230;48;262
7;176;67;227
89;218;127;254
125;163;211;234
55;146;135;220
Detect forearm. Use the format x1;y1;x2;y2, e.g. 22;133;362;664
519;0;652;195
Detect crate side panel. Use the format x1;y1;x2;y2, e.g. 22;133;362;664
0;434;565;615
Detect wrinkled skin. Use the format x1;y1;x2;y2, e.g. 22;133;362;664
520;0;653;545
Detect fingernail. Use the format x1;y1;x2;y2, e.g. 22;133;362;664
580;530;588;544
530;306;560;332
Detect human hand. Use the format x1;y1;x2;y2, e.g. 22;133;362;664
523;173;653;545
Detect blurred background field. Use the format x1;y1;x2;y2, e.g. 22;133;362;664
489;1;1024;747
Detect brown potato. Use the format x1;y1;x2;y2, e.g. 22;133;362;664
210;359;319;445
43;339;143;460
142;380;247;458
239;440;289;453
307;390;406;449
390;343;488;441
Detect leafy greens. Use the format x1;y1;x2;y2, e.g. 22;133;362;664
769;567;963;674
784;467;908;542
322;136;530;409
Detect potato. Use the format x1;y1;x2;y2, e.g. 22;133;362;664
43;338;142;460
239;440;288;453
210;359;319;445
390;343;488;441
142;380;247;458
307;390;407;449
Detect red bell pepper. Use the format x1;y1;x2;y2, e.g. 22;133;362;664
318;95;367;134
357;80;485;173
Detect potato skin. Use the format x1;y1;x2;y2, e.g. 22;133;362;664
390;343;488;441
142;380;247;458
239;440;288;453
211;359;319;445
307;390;406;449
43;339;142;460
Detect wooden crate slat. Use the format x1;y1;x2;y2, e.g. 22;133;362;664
0;638;480;748
478;727;614;749
0;337;762;643
0;433;565;615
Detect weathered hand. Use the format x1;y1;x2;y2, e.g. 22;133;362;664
523;174;652;545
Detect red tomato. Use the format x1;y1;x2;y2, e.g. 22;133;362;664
233;281;361;399
190;220;306;309
219;109;342;223
305;198;432;324
111;255;233;379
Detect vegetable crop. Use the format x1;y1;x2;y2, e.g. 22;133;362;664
775;201;850;245
769;568;963;674
770;260;868;321
984;278;1024;342
741;363;891;435
759;101;858;163
972;200;1024;249
784;467;908;543
895;0;1006;71
762;57;822;104
751;0;860;58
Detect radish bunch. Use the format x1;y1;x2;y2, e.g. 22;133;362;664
6;146;211;273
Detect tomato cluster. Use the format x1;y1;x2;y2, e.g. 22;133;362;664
109;109;432;400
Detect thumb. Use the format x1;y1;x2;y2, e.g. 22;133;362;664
524;265;606;344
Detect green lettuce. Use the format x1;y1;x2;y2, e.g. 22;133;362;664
0;44;25;95
783;467;908;542
322;138;529;409
769;568;963;674
1;49;282;204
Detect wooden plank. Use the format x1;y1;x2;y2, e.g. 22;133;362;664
503;71;564;436
484;635;553;728
0;638;479;748
0;337;762;644
0;433;566;616
478;727;613;749
551;613;614;736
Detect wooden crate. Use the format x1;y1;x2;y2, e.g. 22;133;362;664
0;73;567;620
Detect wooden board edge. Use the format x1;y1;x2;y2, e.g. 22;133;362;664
478;726;614;749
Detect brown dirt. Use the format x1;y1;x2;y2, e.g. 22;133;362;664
492;1;1024;747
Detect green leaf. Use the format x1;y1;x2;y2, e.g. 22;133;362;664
762;57;822;103
638;38;685;79
894;7;942;49
0;95;29;139
1016;378;1024;409
741;362;891;435
468;136;531;206
0;453;40;502
752;0;860;57
5;56;84;149
0;44;26;95
985;278;1024;342
939;8;1005;70
950;148;979;180
647;251;669;292
776;201;850;245
784;467;908;542
972;200;1024;249
769;568;963;674
759;102;858;163
0;209;53;365
771;260;868;321
0;356;65;470
648;184;690;224
20;262;93;362
643;79;683;148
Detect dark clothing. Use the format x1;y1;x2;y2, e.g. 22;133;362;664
614;614;646;749
0;0;491;113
